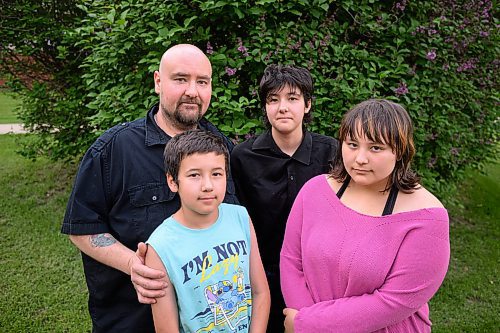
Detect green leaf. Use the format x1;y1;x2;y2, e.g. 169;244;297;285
184;16;197;28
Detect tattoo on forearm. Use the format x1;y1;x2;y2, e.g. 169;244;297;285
90;233;117;247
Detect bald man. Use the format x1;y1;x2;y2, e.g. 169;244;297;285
62;44;239;333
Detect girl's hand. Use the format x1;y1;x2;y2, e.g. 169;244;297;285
283;308;298;333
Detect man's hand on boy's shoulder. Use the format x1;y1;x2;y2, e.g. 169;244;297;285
130;242;169;304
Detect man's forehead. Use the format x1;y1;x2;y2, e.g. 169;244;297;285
160;50;212;76
170;71;212;79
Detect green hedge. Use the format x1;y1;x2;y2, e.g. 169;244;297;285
2;0;498;200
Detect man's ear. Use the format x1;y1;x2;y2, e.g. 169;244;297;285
166;173;178;192
154;71;161;94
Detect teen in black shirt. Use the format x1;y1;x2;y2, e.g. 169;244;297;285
231;64;338;332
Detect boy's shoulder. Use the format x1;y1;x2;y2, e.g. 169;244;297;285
219;202;249;218
148;215;175;235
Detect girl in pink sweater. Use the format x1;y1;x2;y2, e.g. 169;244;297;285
280;99;450;332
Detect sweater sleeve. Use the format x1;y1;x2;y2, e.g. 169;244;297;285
280;189;316;309
293;216;450;332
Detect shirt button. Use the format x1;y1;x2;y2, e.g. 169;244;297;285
152;195;157;201
290;175;294;181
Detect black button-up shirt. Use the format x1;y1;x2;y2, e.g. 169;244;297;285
230;129;337;269
231;129;337;332
61;104;238;333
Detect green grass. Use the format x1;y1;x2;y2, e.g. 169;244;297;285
430;161;500;332
0;134;498;332
0;91;21;123
0;135;91;332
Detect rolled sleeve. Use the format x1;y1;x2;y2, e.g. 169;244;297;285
61;146;110;235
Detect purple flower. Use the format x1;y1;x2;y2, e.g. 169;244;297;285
415;26;425;34
442;63;450;71
395;82;409;96
426;50;437;61
395;0;407;11
206;42;213;55
480;31;489;37
450;147;459;156
457;59;477;73
427;157;437;168
237;44;247;53
225;67;237;76
237;38;249;56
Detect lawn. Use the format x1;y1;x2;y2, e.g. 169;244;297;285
0;90;21;123
0;135;90;332
0;134;498;332
429;159;500;332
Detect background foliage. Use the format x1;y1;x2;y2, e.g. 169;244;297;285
1;0;498;199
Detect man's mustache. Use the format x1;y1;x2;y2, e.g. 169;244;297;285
178;98;201;106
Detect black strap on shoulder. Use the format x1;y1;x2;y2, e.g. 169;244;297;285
336;176;351;198
382;185;399;216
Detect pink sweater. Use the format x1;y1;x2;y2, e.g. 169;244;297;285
280;175;450;332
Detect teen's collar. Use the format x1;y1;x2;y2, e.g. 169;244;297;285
252;129;312;165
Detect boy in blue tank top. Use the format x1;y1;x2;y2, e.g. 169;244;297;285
146;130;270;333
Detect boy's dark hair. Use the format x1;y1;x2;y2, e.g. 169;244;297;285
330;99;420;193
259;64;314;127
164;129;229;183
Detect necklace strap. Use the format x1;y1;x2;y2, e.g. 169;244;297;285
336;176;350;199
336;175;399;216
382;185;399;216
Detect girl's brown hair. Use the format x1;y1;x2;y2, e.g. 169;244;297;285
330;99;420;193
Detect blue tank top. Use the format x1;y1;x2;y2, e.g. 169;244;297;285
147;203;253;333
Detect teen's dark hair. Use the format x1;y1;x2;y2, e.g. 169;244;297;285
259;64;314;126
330;99;420;193
164;129;229;183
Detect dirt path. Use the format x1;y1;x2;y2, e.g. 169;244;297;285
0;124;27;134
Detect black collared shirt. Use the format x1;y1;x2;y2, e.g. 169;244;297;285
231;129;337;332
231;129;337;269
61;104;238;333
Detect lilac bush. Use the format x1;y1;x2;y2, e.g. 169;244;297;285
3;0;497;199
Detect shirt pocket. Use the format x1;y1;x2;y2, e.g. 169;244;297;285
128;183;178;243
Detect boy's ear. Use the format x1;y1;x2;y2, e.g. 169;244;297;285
166;173;178;192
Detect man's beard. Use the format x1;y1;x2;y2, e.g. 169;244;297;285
160;98;203;131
